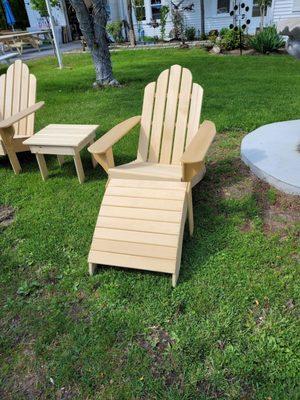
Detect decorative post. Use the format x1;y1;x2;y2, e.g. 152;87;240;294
229;1;251;56
45;0;63;69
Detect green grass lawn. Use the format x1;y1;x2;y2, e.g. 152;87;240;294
0;49;299;399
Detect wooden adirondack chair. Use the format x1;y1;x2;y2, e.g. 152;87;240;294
88;65;216;234
88;65;216;285
0;60;44;174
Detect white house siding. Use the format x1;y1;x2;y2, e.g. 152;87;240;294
24;0;120;35
108;0;123;21
273;0;300;21
23;0;295;43
131;0;270;39
24;0;66;30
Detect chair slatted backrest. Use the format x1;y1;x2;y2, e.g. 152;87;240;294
137;65;203;165
0;60;36;137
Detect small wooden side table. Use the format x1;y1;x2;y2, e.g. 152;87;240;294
24;124;99;183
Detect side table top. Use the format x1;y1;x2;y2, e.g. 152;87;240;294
24;124;99;148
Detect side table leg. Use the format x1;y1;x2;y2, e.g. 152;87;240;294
89;140;97;168
74;152;85;183
36;154;48;181
57;155;65;166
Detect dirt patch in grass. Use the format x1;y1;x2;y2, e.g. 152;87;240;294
0;339;48;400
252;178;300;236
202;153;300;237
206;133;300;237
222;176;254;200
240;219;255;233
68;299;90;324
206;158;252;196
0;205;15;228
136;325;183;390
263;208;300;236
196;379;225;399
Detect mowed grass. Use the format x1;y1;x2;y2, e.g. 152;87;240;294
0;49;299;399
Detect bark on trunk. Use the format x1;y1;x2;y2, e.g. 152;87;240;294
200;0;205;37
127;0;136;46
260;5;265;31
70;0;119;87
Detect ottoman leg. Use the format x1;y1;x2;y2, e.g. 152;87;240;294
89;263;96;276
36;154;48;181
90;140;97;168
73;152;85;183
57;155;65;166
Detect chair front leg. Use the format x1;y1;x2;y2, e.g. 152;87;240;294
0;126;21;174
186;183;194;237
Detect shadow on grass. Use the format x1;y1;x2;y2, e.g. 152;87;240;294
0;150;109;183
179;157;254;285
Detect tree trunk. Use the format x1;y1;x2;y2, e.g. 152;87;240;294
260;5;265;31
70;0;118;87
200;0;205;37
127;0;136;46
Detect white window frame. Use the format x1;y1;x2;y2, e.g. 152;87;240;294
252;0;267;18
150;0;162;21
217;0;231;15
135;0;146;21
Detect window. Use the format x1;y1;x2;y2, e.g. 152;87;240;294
252;1;267;17
217;0;230;14
135;0;146;21
151;0;161;20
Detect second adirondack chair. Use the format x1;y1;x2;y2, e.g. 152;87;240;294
88;65;216;235
0;60;44;174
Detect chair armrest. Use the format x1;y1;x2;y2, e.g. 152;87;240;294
88;115;141;155
181;120;216;164
0;101;45;129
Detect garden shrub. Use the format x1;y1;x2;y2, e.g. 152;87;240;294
143;36;159;43
219;27;246;51
185;26;196;41
250;26;284;53
208;30;218;44
160;5;169;40
107;21;123;43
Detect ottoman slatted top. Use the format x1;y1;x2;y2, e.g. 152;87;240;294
88;178;188;287
24;124;99;183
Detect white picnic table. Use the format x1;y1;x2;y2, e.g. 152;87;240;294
0;30;52;55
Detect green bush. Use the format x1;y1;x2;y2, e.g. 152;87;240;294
185;26;196;41
250;26;284;53
143;36;159;43
160;5;169;40
208;30;218;44
107;21;123;43
220;28;245;51
219;27;230;38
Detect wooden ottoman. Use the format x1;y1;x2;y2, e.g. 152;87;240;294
88;178;188;287
24;124;99;183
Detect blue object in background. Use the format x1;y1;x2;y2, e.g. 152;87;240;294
2;0;16;27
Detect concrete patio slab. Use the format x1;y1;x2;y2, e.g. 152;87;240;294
241;120;300;195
